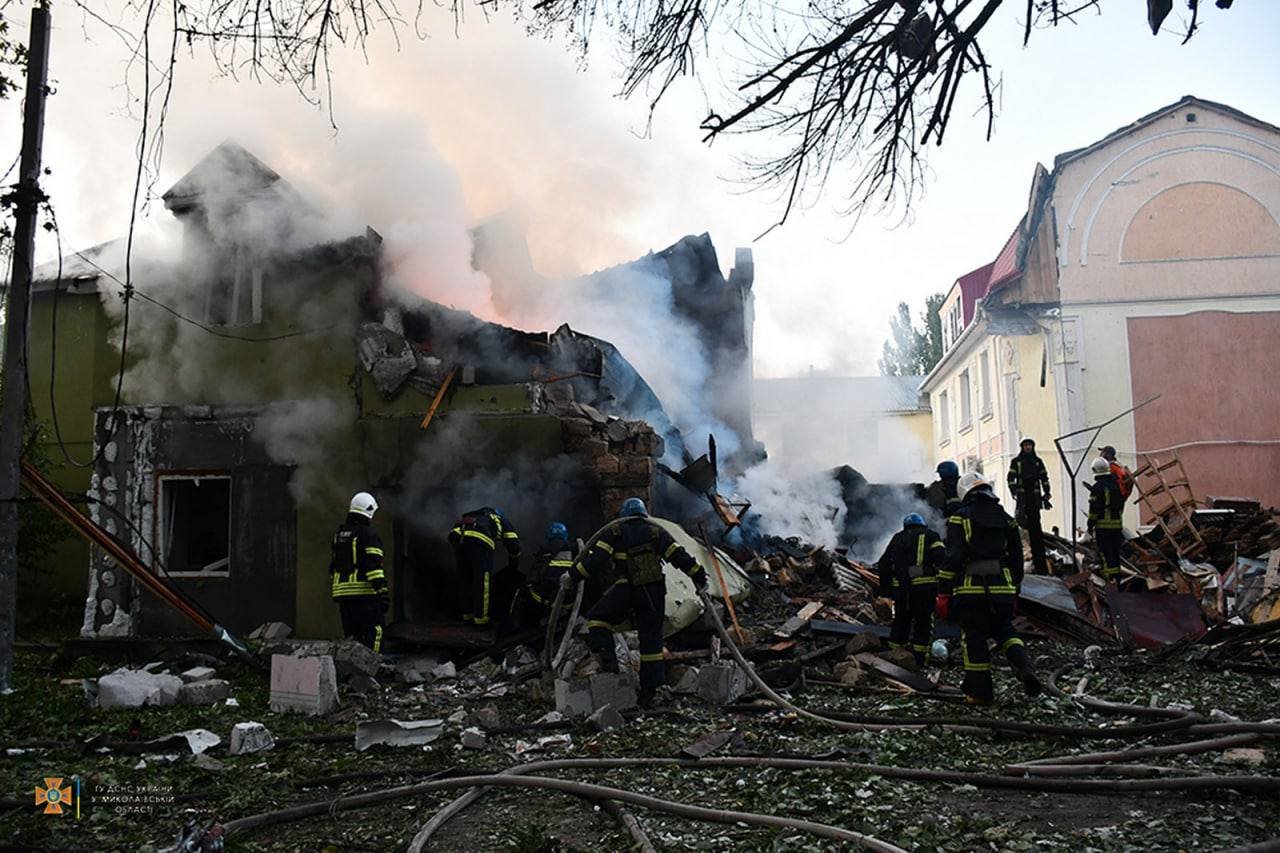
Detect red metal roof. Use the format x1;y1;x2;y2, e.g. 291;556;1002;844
986;220;1024;294
955;261;995;327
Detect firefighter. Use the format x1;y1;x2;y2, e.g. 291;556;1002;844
1007;438;1052;575
925;460;962;517
509;522;578;631
569;497;706;707
329;491;387;653
449;507;521;628
876;512;945;667
1088;457;1125;583
937;473;1041;705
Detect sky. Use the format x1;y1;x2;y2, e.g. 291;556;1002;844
3;0;1279;378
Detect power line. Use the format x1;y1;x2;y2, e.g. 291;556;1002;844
67;246;340;342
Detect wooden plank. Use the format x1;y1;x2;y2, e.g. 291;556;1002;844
773;601;823;638
418;366;458;432
853;652;935;692
1263;550;1280;595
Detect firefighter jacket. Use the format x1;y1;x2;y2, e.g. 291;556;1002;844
449;508;521;560
330;514;387;600
1007;452;1051;504
1088;474;1124;532
939;489;1023;598
876;525;945;595
925;477;961;515
575;518;705;588
528;537;579;605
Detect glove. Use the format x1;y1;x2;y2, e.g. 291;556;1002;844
934;593;951;621
693;570;709;592
1043;495;1053;510
558;572;575;591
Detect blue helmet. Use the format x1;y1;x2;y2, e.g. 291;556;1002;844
903;513;926;528
936;460;959;479
492;507;505;520
620;497;648;518
546;522;568;541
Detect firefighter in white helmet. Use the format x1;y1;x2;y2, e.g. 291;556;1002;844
329;491;387;652
936;472;1040;705
1088;456;1125;584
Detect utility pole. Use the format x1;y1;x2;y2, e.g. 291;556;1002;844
0;3;52;693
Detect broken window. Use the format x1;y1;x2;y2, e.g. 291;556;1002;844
937;390;951;444
203;251;264;327
979;350;992;417
157;475;232;576
959;370;972;430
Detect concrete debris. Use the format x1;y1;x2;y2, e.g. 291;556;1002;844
174;729;220;755
355;718;445;751
590;672;638;713
192;753;226;772
269;654;339;716
97;670;184;708
877;647;919;672
669;665;701;695
395;653;445;684
446;708;467;724
179;666;216;683
461;727;488;750
1221;747;1267;766
514;734;573;755
696;661;749;705
178;678;231;706
469;705;503;730
248;622;293;640
588;704;625;732
536;711;565;724
502;646;538;673
346;674;381;695
430;661;458;681
229;722;275;755
554;678;594;718
332;641;383;678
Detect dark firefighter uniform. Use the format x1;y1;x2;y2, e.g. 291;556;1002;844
510;535;579;631
877;524;945;666
329;514;387;652
1089;473;1125;582
1008;445;1052;575
574;518;706;697
449;508;520;627
925;476;961;517
938;487;1039;704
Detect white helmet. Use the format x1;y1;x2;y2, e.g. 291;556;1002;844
349;491;378;518
1091;457;1112;476
957;472;988;501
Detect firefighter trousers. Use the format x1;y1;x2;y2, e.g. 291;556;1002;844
955;595;1031;703
457;539;496;625
1017;500;1048;575
889;584;935;666
586;580;665;691
1096;528;1123;581
337;597;385;653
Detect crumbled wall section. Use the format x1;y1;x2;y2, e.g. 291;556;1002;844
558;404;663;519
82;408;151;638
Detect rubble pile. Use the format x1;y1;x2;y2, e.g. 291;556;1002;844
552;399;664;518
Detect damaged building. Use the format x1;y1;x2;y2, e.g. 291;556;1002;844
25;141;756;642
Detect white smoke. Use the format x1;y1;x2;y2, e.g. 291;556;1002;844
731;458;845;549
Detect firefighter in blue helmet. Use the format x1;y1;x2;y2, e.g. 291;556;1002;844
509;522;579;631
937;473;1041;705
330;492;387;652
926;460;962;516
449;506;520;627
569;497;706;707
876;512;945;666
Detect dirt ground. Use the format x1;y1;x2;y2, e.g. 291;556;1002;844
1;639;1277;852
